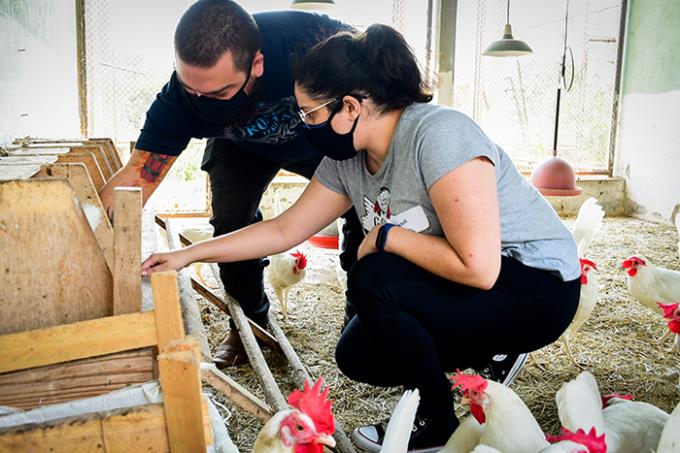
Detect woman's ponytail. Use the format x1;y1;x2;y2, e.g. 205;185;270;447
294;23;432;113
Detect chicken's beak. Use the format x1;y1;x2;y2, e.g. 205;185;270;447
316;434;336;448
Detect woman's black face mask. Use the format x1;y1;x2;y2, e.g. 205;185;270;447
302;109;360;161
184;69;258;127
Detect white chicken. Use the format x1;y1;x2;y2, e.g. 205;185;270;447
556;370;669;453
441;372;549;453
559;198;604;365
561;258;600;365
622;255;680;314
378;389;420;453
268;250;307;319
656;400;680;453
253;378;336;453
571;197;605;258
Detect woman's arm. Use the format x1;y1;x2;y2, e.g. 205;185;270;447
141;177;352;275
374;157;501;289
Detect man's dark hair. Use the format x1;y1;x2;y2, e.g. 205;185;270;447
174;0;260;71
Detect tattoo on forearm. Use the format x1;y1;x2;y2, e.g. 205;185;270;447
141;153;171;183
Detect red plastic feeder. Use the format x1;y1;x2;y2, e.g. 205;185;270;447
530;155;582;197
309;234;339;249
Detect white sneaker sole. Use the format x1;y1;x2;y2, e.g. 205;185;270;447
501;352;529;386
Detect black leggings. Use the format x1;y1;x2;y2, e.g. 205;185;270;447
336;253;580;419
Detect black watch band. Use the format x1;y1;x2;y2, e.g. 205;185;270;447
375;223;396;252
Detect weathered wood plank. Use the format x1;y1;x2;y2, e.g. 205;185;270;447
0;179;112;335
0;311;156;373
151;271;185;350
0;348;154;410
35;163;114;270
0;404;170;452
113;187;142;314
57;152;105;191
158;339;209;453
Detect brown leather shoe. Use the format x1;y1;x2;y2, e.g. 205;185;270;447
213;329;248;368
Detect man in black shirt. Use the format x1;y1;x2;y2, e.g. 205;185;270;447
99;0;360;367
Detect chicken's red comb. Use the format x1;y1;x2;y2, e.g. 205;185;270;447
657;302;680;320
291;250;308;269
622;256;646;268
288;377;335;435
580;258;598;271
601;393;634;407
449;370;488;394
546;427;607;453
668;320;680;334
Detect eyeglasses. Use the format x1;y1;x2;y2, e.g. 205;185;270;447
297;98;338;125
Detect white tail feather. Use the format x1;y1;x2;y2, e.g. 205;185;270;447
380;389;420;453
555;371;606;434
657;401;680;453
572;197;604;257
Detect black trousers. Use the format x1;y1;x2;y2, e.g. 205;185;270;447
336;253;580;420
203;138;363;327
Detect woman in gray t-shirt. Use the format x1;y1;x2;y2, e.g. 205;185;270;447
143;24;581;452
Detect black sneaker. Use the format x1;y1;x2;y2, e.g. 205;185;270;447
478;352;528;386
351;415;449;453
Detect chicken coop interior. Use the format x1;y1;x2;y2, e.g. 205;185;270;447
1;0;679;452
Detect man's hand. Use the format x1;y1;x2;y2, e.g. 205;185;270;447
141;249;192;276
357;224;381;260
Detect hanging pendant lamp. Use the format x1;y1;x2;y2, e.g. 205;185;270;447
482;0;533;57
530;0;582;196
290;0;336;11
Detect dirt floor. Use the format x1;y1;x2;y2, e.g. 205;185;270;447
192;216;680;452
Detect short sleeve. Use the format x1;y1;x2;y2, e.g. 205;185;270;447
313;157;347;195
135;73;194;156
418;110;499;190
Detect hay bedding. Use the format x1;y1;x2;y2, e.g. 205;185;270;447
195;216;680;451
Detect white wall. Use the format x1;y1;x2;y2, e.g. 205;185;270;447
613;0;680;224
0;0;80;145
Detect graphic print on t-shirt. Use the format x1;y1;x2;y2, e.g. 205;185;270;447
222;96;301;145
361;187;431;234
361;187;392;232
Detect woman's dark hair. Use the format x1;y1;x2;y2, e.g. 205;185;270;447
294;24;432;113
174;0;260;72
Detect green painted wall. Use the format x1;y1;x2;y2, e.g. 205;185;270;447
622;0;680;94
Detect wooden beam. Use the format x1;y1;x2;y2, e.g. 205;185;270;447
191;277;282;354
35;163;114;270
0;311;156;373
113;187;142;314
151;271;185;351
201;363;273;422
158;339;209;453
163;219;212;360
206;263;288;412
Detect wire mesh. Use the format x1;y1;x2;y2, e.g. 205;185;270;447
453;0;622;172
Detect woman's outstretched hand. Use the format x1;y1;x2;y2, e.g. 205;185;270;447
141;250;191;276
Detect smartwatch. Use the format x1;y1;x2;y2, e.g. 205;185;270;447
375;223;396;252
